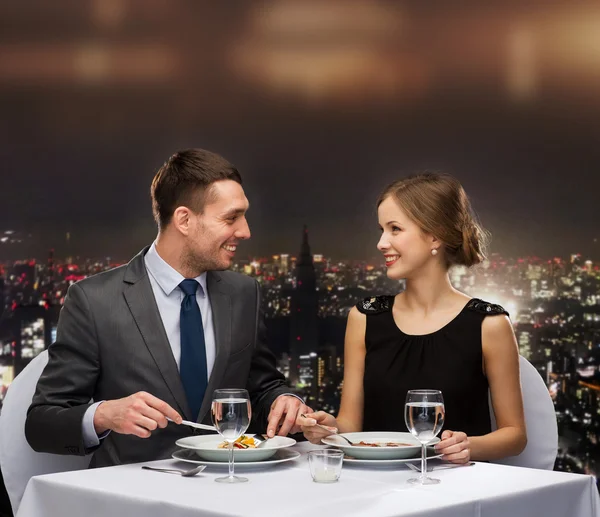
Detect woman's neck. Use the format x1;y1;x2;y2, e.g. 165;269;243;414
402;270;461;313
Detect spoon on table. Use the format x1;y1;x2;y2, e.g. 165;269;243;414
141;465;206;477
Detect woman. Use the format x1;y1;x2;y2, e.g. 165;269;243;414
302;173;527;463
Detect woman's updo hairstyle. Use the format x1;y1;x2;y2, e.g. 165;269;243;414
377;173;488;268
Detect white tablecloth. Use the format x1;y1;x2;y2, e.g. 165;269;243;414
17;443;600;517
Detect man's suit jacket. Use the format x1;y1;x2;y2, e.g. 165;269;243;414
25;248;290;467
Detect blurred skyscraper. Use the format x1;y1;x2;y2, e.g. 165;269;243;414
288;226;319;404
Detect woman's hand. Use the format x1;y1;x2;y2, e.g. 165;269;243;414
300;411;338;444
434;430;471;463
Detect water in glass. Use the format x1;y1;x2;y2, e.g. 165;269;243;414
404;390;445;485
405;401;445;443
211;389;251;484
212;398;251;441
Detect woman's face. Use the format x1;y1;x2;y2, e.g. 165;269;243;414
377;196;437;280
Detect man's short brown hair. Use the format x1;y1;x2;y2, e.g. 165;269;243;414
150;148;242;229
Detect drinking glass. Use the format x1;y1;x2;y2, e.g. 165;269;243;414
404;389;445;485
307;449;344;483
211;388;252;483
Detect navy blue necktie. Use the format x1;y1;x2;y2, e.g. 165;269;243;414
179;279;208;421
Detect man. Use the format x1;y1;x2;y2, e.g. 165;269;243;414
25;149;309;467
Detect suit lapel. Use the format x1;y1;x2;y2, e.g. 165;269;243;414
122;249;191;419
197;272;232;423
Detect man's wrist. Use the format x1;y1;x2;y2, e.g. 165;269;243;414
83;401;111;450
93;401;110;434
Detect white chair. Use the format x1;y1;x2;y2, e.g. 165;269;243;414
0;350;92;515
489;355;558;470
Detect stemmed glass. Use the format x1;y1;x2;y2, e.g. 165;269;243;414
404;389;445;485
211;388;252;483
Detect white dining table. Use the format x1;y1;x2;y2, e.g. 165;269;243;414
17;442;600;517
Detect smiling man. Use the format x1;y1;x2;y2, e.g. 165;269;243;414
25;148;308;467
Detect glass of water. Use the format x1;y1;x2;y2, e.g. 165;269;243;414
211;388;252;483
404;389;445;485
308;449;344;483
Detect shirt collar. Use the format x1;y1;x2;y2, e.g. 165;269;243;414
144;241;207;297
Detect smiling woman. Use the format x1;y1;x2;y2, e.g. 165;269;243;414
301;172;528;466
376;173;487;273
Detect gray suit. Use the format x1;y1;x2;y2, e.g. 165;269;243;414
25;248;290;467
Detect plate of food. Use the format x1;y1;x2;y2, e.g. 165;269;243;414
172;447;301;468
321;432;440;460
174;434;296;462
342;447;442;465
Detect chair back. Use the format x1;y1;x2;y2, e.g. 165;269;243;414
0;351;92;514
490;355;558;470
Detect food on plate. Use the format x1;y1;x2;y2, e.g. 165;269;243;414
217;435;257;449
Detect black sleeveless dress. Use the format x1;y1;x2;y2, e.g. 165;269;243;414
358;296;508;437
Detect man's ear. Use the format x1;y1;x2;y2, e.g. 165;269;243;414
172;206;192;236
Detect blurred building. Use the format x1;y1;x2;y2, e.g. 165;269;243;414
289;227;319;393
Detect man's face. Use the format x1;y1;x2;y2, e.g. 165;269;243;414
183;180;251;273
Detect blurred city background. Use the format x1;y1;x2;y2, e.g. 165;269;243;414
1;0;600;514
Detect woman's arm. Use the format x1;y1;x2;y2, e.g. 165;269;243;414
302;307;366;442
472;314;527;459
437;314;527;462
335;307;367;432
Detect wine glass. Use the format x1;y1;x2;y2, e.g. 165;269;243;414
404;389;445;485
211;388;252;483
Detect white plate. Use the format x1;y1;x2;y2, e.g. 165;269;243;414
175;434;296;462
343;449;443;465
322;432;440;460
172;447;301;468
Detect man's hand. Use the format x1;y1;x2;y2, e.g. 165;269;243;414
94;391;182;438
266;395;311;437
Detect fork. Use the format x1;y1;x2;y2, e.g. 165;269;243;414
299;414;340;436
301;416;352;445
333;434;356;446
252;434;272;448
406;461;475;473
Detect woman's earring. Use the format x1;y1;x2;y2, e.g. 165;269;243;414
431;249;438;256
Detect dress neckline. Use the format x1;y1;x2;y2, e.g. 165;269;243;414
390;297;474;337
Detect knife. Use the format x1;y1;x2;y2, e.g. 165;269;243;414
167;417;217;432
